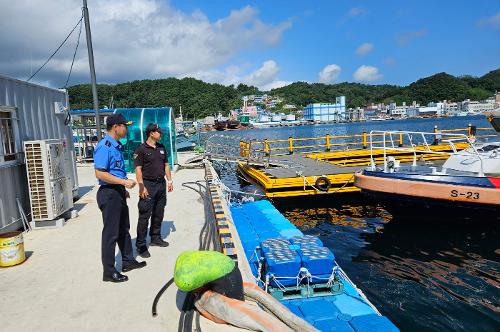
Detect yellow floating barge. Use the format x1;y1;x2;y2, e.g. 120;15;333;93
237;126;494;199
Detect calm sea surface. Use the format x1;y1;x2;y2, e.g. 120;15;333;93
209;116;500;332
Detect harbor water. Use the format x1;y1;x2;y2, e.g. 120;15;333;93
211;116;500;332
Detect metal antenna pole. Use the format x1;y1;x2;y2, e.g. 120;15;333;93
83;0;102;141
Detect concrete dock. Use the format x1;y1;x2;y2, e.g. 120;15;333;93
0;153;240;332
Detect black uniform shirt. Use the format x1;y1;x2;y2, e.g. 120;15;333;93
133;142;168;179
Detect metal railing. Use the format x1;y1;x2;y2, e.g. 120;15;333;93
239;125;495;158
368;130;486;176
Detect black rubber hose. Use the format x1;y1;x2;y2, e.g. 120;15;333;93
198;209;209;250
177;176;225;330
152;277;175;317
179;292;195;332
195;311;201;332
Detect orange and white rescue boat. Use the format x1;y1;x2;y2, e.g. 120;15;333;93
354;111;500;219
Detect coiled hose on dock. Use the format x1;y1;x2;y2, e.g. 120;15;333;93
152;179;218;331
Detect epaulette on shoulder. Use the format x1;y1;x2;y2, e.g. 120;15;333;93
105;140;112;147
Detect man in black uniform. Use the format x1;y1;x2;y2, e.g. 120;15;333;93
94;114;147;283
134;123;173;258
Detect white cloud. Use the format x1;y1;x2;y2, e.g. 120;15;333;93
353;65;382;82
397;29;427;45
318;64;341;83
261;80;292;91
478;12;500;30
356;43;374;56
184;65;243;86
0;0;292;87
189;60;291;90
244;60;280;87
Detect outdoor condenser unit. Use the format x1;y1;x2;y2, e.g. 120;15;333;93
24;139;73;221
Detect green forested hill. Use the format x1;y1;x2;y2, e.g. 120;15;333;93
270;69;499;108
68;69;499;117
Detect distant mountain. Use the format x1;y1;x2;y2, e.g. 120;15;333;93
406;72;470;103
270;69;499;108
68;68;499;116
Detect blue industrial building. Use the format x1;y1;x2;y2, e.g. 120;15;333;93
303;96;346;122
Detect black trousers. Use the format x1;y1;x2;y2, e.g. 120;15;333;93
97;185;135;275
136;179;167;248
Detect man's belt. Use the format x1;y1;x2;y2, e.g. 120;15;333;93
143;177;165;183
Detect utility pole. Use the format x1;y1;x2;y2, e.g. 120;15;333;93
82;0;101;141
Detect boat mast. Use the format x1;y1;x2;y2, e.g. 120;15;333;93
82;0;102;141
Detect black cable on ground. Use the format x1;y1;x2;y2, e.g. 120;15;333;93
178;180;212;331
178;292;195;332
152;277;175;317
151;181;207;323
195;311;201;332
176;173;228;331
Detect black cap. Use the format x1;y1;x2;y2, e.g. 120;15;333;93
106;114;133;129
146;123;163;137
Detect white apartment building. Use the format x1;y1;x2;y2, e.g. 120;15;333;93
389;102;408;117
458;98;496;113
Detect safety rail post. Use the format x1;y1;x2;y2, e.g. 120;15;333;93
362;131;367;149
398;130;403;147
433;125;439;145
239;140;245;157
247;142;252;161
325;134;331;152
468;123;476;138
264;139;270;156
288;137;293;154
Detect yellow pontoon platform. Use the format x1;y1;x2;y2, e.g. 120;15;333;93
237;126;494;199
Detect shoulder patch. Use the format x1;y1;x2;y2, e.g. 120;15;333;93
133;153;138;159
105;140;112;147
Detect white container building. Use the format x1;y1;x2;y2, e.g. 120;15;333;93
0;75;78;231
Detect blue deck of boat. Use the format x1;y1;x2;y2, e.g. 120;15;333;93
230;200;399;332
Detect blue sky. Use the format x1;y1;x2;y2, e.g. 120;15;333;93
171;0;500;86
1;0;498;89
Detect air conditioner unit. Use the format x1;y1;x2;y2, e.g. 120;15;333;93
24;139;73;221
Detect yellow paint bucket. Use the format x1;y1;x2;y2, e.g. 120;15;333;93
0;231;26;267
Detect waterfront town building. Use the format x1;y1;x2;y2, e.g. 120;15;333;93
303;96;346;122
458;98;496;114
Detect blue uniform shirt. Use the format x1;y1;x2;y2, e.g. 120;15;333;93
94;134;128;185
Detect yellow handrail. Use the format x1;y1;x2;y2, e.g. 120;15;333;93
240;126;495;157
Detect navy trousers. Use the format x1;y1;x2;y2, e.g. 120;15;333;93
97;185;135;276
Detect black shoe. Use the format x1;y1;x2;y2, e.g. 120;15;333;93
103;272;128;283
138;246;151;258
122;260;147;272
150;238;169;247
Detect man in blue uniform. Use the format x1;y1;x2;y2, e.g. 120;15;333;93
94;114;146;283
134;123;173;258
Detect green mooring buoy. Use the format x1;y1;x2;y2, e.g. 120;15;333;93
174;251;235;292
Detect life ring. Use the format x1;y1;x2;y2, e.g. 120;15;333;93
315;177;331;192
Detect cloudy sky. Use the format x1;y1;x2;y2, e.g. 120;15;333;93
0;0;499;89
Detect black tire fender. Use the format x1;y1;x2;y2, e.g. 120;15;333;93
315;176;331;192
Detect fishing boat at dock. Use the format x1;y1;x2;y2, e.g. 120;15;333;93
354;111;500;219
